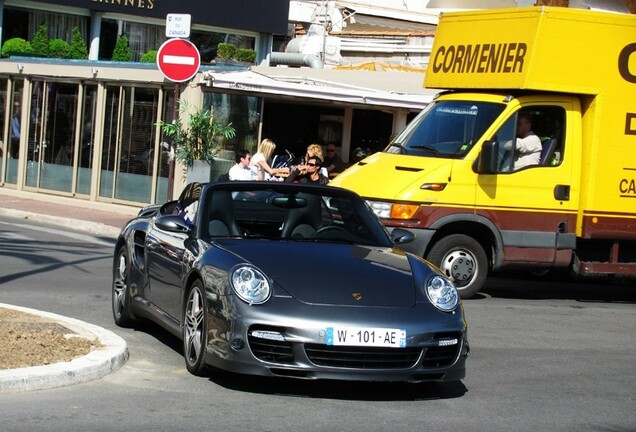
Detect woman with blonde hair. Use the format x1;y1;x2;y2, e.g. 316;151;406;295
250;138;289;180
305;143;329;177
306;143;324;164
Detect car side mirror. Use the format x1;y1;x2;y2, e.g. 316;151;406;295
391;228;415;244
155;215;192;234
475;140;499;174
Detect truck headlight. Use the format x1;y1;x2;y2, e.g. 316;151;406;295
366;200;392;218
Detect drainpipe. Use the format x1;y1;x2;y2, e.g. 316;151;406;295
269;52;323;69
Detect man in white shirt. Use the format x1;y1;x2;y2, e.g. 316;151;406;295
228;149;260;180
513;113;542;170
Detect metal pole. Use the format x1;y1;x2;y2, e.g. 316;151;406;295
167;82;180;201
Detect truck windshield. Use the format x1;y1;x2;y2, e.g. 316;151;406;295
386;100;505;158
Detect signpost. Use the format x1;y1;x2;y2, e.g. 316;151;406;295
156;38;201;83
161;14;196;201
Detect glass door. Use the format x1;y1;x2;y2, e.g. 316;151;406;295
25;81;79;193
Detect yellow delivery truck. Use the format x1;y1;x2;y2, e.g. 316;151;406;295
331;7;636;298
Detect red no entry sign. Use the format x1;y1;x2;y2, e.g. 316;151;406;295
157;38;201;82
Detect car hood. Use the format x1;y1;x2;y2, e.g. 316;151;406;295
215;240;418;307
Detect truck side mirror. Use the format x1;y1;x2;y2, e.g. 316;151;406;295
475;140;499;174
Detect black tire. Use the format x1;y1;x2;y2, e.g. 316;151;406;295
112;244;135;327
426;234;488;299
183;280;209;376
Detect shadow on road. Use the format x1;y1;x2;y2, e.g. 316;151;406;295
474;274;636;304
208;370;468;401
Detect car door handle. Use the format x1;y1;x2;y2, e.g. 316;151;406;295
554;184;570;201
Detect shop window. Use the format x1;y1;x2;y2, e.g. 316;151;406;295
204;92;261;155
350;109;393;161
25;81;78;193
100;85;159;203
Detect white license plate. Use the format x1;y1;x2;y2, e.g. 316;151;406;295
325;327;406;348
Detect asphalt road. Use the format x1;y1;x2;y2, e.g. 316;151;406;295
1;217;635;432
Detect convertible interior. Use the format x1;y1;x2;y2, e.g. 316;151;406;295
201;189;376;244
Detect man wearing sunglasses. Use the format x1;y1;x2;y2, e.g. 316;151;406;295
285;156;329;185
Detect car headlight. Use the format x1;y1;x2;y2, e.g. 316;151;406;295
425;275;458;312
230;265;271;305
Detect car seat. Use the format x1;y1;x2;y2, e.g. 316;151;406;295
207;190;241;237
540;138;559;166
280;193;323;239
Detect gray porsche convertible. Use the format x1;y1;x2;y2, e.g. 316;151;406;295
112;181;469;382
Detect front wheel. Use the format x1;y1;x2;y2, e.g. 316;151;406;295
427;234;488;299
183;280;209;376
112;244;136;327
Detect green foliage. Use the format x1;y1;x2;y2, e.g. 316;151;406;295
216;42;237;59
69;26;89;59
1;38;33;58
159;100;236;166
30;23;50;57
48;39;71;58
140;50;157;63
111;35;131;61
234;48;256;63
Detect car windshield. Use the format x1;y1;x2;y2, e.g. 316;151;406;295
198;183;393;247
386;100;505;158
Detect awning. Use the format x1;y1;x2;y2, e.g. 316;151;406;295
200;68;438;110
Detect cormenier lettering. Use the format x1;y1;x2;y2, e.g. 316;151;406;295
626;113;636;136
619;178;636;196
432;42;527;74
618;43;636;83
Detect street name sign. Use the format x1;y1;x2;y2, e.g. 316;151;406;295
166;14;191;38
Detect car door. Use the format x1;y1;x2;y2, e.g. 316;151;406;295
144;221;188;321
474;100;579;266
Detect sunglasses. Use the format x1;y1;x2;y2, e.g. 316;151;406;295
307;163;318;167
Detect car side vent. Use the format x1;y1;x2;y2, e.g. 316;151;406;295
422;332;462;368
247;326;294;364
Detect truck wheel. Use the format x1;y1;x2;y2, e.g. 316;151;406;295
427;234;488;299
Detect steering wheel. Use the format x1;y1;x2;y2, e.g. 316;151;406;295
312;225;353;242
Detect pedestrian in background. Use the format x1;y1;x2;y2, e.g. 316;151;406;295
323;143;346;177
285;155;329;185
250;138;289;180
228;149;260;180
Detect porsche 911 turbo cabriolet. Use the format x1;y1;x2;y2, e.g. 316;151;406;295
112;181;469;382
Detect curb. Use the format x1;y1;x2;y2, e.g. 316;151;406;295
0;303;129;392
0;208;122;238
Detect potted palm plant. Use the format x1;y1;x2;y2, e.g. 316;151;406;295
159;100;236;183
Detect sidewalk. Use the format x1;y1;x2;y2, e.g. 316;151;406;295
0;187;139;391
0;187;140;238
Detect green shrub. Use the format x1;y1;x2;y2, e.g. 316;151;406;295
1;38;33;58
234;48;256;63
140;50;157;63
111;35;131;61
30;23;50;57
48;39;71;58
69;26;89;59
216;42;236;59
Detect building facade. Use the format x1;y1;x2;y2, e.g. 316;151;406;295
0;0;436;206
